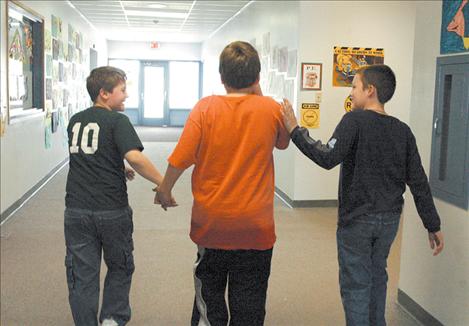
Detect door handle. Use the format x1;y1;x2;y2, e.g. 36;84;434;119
433;117;441;135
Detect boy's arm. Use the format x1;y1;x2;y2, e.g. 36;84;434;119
405;132;441;233
405;131;443;255
124;150;164;186
155;164;185;210
281;99;356;169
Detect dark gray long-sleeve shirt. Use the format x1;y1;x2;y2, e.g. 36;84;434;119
290;109;441;232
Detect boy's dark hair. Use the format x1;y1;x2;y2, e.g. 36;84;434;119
356;64;396;104
219;41;260;89
86;66;127;102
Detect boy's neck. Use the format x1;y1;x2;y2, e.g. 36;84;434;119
225;89;251;97
93;99;112;111
363;100;387;115
224;85;256;97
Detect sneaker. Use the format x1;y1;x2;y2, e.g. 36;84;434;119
102;319;118;326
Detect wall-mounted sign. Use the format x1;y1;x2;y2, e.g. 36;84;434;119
300;103;320;128
301;63;322;90
344;95;353;112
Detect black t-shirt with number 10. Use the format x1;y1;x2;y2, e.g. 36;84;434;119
65;106;143;210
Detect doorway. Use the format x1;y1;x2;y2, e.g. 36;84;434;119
140;61;169;126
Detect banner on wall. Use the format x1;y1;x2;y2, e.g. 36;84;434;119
332;47;384;87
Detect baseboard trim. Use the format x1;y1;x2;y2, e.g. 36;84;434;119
397;288;443;326
1;158;68;225
274;186;338;208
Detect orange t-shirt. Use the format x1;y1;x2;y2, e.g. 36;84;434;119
168;95;290;250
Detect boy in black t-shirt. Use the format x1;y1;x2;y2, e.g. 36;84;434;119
65;66;174;326
280;65;444;326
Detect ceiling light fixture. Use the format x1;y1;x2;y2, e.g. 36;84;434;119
147;3;167;9
124;10;188;19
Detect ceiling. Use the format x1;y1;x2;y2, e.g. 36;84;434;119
68;0;252;43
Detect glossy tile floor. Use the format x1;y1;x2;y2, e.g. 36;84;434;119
1;139;420;325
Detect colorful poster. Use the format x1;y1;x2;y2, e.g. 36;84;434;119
45;115;52;148
51;15;62;39
300;103;320;129
46;54;52;77
52;38;59;60
44;29;52;53
46;78;52;100
332;47;384;87
441;0;469;54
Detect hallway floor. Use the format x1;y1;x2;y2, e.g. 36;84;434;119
1;137;420;325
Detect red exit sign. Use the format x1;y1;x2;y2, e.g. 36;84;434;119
150;41;160;49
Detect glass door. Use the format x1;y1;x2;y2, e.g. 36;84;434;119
140;61;169;126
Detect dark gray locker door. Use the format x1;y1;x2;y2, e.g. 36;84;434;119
429;58;469;209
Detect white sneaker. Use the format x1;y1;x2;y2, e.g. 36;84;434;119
102;319;118;326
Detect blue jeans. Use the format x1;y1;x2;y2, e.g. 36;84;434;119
64;206;134;326
337;212;400;326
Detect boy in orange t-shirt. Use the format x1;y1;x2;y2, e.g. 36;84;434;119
156;41;290;325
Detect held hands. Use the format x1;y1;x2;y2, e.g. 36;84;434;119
125;167;135;181
153;186;178;211
428;231;444;256
280;98;299;134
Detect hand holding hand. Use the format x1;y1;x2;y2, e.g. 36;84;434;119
428;231;444;256
153;186;178;211
280;98;299;133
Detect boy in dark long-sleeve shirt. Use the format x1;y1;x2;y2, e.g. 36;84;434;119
281;64;443;326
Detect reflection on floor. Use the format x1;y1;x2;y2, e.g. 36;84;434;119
0;128;419;325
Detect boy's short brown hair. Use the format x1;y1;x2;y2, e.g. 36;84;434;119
219;41;260;89
86;66;127;102
356;64;396;104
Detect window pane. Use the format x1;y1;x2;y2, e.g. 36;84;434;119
108;59;140;108
169;61;199;109
143;66;165;118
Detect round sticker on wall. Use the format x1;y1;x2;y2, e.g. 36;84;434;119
344;95;353;112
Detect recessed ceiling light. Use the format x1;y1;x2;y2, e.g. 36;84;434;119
124;10;188;18
147;3;167;9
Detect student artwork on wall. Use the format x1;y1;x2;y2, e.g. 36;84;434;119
278;47;288;73
301;63;322;90
441;0;469;54
255;31;298;103
287;49;297;78
51;15;62;38
332;47;384;87
44;29;52;53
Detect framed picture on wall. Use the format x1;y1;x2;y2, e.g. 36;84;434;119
301;63;322;90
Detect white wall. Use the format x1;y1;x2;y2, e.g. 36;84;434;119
295;0;417;200
200;1;300;197
399;2;469;325
201;1;418;201
0;0;107;215
108;41;201;61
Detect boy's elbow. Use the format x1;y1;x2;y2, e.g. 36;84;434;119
125;150;144;166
